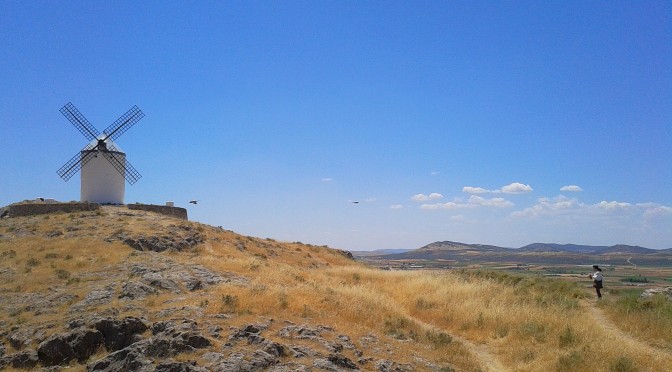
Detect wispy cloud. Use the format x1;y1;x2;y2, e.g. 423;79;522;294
560;185;583;192
463;182;533;195
321;178;333;182
511;196;671;220
421;195;514;209
411;193;444;202
390;204;404;209
468;195;514;207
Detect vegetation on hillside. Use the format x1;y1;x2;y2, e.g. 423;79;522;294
1;207;671;371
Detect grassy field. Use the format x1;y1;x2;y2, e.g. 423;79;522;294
2;208;671;371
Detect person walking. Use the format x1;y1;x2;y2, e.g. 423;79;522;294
589;265;603;299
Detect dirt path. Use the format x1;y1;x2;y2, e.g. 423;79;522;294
580;299;672;362
405;314;508;372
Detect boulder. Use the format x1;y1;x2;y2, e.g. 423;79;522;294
640;287;672;300
93;317;148;351
119;281;158;300
1;350;39;369
37;328;104;366
86;345;153;372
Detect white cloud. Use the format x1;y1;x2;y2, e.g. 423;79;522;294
501;182;533;194
321;178;333;182
560;185;583;192
390;204;404;209
463;186;490;194
595;201;631;211
450;214;466;221
411;193;443;202
643;205;672;219
420;196;513;210
510;195;581;218
468;195;514;208
431;171;440;176
365;197;377;202
421;202;460;210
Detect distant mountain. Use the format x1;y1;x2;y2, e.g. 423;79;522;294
518;243;608;253
361;240;672;266
418;241;514;253
350;249;411;257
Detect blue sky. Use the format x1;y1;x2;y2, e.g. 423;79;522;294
1;1;670;250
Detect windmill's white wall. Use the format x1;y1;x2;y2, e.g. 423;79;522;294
80;151;126;204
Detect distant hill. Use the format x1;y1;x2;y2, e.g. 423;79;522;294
350;248;411;257
365;241;672;266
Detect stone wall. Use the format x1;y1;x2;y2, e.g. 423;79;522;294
7;202;100;217
127;204;188;220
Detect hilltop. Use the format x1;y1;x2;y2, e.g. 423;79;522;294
1;205;671;371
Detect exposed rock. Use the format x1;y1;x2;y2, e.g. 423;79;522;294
278;324;329;340
288;345;321;358
640;287;672;300
376;359;415;372
74;284;116;309
0;341;5;357
37;328;104;366
229;323;270;341
45;230;64;238
337;249;355;260
155;359;208;372
122;231;204;253
8;326;48;350
93;317;149;351
314;355;360;371
142;272;180;292
0;349;39;369
119;281;158;300
207;351;246;370
328;354;359;369
86;345;153;372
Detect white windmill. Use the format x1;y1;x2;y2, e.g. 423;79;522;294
57;102;145;204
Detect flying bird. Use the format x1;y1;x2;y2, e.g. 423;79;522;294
351;201;359;204
189;200;199;205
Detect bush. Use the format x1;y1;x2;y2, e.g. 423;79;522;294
558;326;577;348
557;351;583;371
609;356;637;372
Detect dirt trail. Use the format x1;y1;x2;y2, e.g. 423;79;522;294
580;299;672;363
405;314;508;372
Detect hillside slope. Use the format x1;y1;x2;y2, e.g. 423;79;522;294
1;206;671;371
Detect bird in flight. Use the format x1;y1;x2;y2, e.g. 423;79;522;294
351;201;359;204
189;200;199;205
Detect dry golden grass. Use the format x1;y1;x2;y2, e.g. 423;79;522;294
1;206;671;371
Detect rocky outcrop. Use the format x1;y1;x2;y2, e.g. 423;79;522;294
640;286;672;300
93;317;149;351
37;328;104;366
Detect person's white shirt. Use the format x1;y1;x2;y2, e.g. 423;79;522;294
592;271;603;281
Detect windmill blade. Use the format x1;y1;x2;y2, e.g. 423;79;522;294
60;102;100;141
56;143;98;181
102;105;144;142
105;143;142;185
